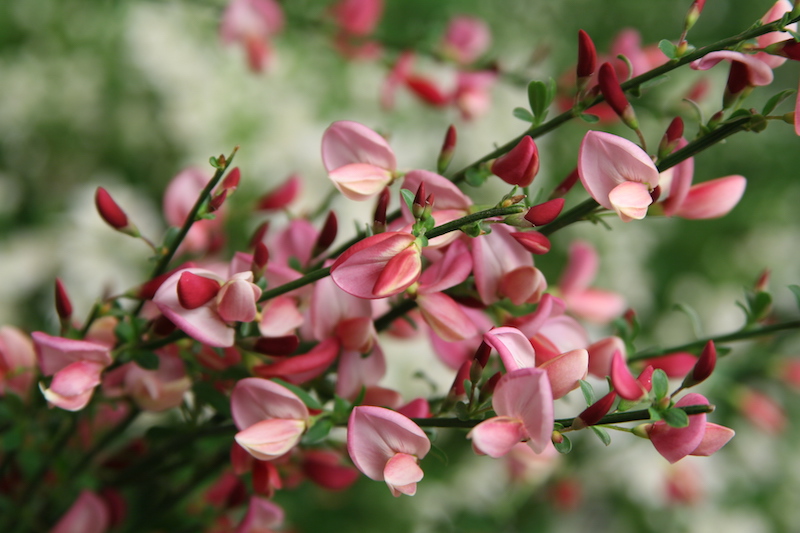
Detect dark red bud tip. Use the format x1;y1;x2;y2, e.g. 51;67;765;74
525;198;565;226
425;193;435;209
441;124;457;153
574;391;617;428
754;269;770;293
511;231;551;255
405;76;451;106
598;62;630;118
577;29;597;79
54;278;73;320
686;341;716;387
257;174;301;211
253;242;269;269
451;360;472;396
177;271;221;309
552;168;580;198
695;0;706;12
724;61;750;106
209;189;227;212
314;211;338;254
249;221;270;250
650;185;661;203
252;335;300;356
95;187;129;230
490;136;540;187
637;365;655;392
666;117;684;142
480;371;502;398
474;340;492;368
221;167;241;191
412;182;426;219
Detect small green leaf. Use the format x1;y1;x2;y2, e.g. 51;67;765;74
658;39;677;59
114;320;136;343
579;380;595;406
590;426;611;446
648;406;663;421
553;434;572;454
527;80;549;119
762;89;796;115
580;113;600;123
209;156;221;169
132;350;160;370
302;417;333;445
749;290;772;321
465;167;489;187
789;285;800;310
333;395;351;422
652;369;669;401
545;77;557;107
663;407;690;428
270;378;323;410
462;221;484;237
454;401;470;420
400;188;416;212
513;107;535;123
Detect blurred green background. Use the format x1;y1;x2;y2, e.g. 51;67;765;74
1;1;799;531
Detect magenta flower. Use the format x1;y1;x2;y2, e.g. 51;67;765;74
331;0;384;37
347;405;430;496
468;367;554;457
102;349;190;412
440;15;491;65
330;231;422;299
755;0;797;69
153;268;262;348
578;131;660;221
231;377;310;461
0;326;36;398
322;121;397;201
220;0;284;72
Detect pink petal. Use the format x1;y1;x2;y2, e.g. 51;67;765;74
328;163;394;201
42;361;105;411
0;326;36;397
472;225;534;305
230;377;309;430
310;275;372;342
660;140;694;216
690;51;774;86
51;490;110;533
690;422;735;457
254;337;339;384
565;288;627;324
559;241;598;295
216;276;261;323
441;15;491;65
648;393;709;463
492;367;554;453
259;296;304;337
372;243;422;297
610;350;646;401
497;266;547;305
674;175;746;219
755;1;796;68
401;170;472;213
483;327;537;372
346;406;430;482
234;418;306;460
587;336;626;378
639;352;697;378
468;416;527;458
538;349;589;399
32;332;112;376
234;496;284;533
578;131;659;211
416;239;472;293
331;232;418;299
608;181;653;221
332;0;384;37
322;121;396;172
336;345;386;400
417;292;478;342
383;452;424;497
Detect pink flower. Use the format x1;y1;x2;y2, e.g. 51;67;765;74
51;490;110;533
163;167;225;254
234;496;284;533
231;378;310;461
468;367;555;457
153;268;262;348
690;51;774;106
322;121;397;201
667;175;747;219
578;131;660;221
330;232;422;299
102;349;190;412
755;1;797;69
440;16;491;65
220;0;284;72
347;405;430;496
558;240;626;323
452;70;496;120
0;326;36;398
490;136;540;187
331;0;383;37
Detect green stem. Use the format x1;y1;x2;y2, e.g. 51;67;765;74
629;319;800;362
258;267;331;303
426;205;525;239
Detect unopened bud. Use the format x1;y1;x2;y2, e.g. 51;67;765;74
598;62;639;130
54;278;73;321
632;423;652;439
373;187;390;234
682;340;716;388
437;125;457;174
252;335;300;356
412;182;426;219
95;187;139;237
422;193;435;220
405;76;450;106
313;211;338;257
469;358;483;384
490;136;540;187
551;168;580;199
723;61;750;108
572;391;617;429
450;360;472;397
478;371;502;403
576;29;597;91
221;167;241;192
176;271;221;310
657;117;685;160
252;242;269;280
510;231;551;255
754;269;770;293
474;340;492;368
683;0;706;33
249;221;270;250
257;174;301;211
525;198;565;226
764;39;800;61
551;430;564;444
208;189;227;212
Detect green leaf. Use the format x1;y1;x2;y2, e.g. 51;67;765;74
400;188;416;212
546;77;557;107
270;378;323;410
114;320;135;344
302;417;333;445
132;350;160;370
527;80;549;119
762;89;796;115
579;380;595;406
454;401;470;420
663;407;690;428
658;39;677;59
651;369;669;401
789;285;800;311
749;290;773;321
462;221;484;238
553;434;572;454
648;406;663;421
465;167;489;187
209;156;222;169
590;426;611;446
427;443;449;465
513;107;535;123
332;395;351;423
193;381;230;416
580;113;600;123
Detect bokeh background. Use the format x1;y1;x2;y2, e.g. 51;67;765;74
2;1;800;531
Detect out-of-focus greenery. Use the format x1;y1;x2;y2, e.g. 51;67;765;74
2;1;800;532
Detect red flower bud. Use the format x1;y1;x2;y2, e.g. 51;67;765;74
221;167;241;191
474;340;491;368
373;187;390;233
313;211;338;257
576;29;597;80
405;76;450;106
54;278;73;321
510;231;551;255
490;136;540;187
249;221;270;250
767;39;800;61
682;340;716;388
176;271;221;310
257;174;301;211
479;371;502;400
412;182;426;219
451;360;472;396
208;189;227;212
598;62;638;129
658;117;685;159
252;242;269;280
724;61;750;107
96;187;138;236
524;198;565;226
438;124;457;174
573;391;617;429
551;168;580;198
